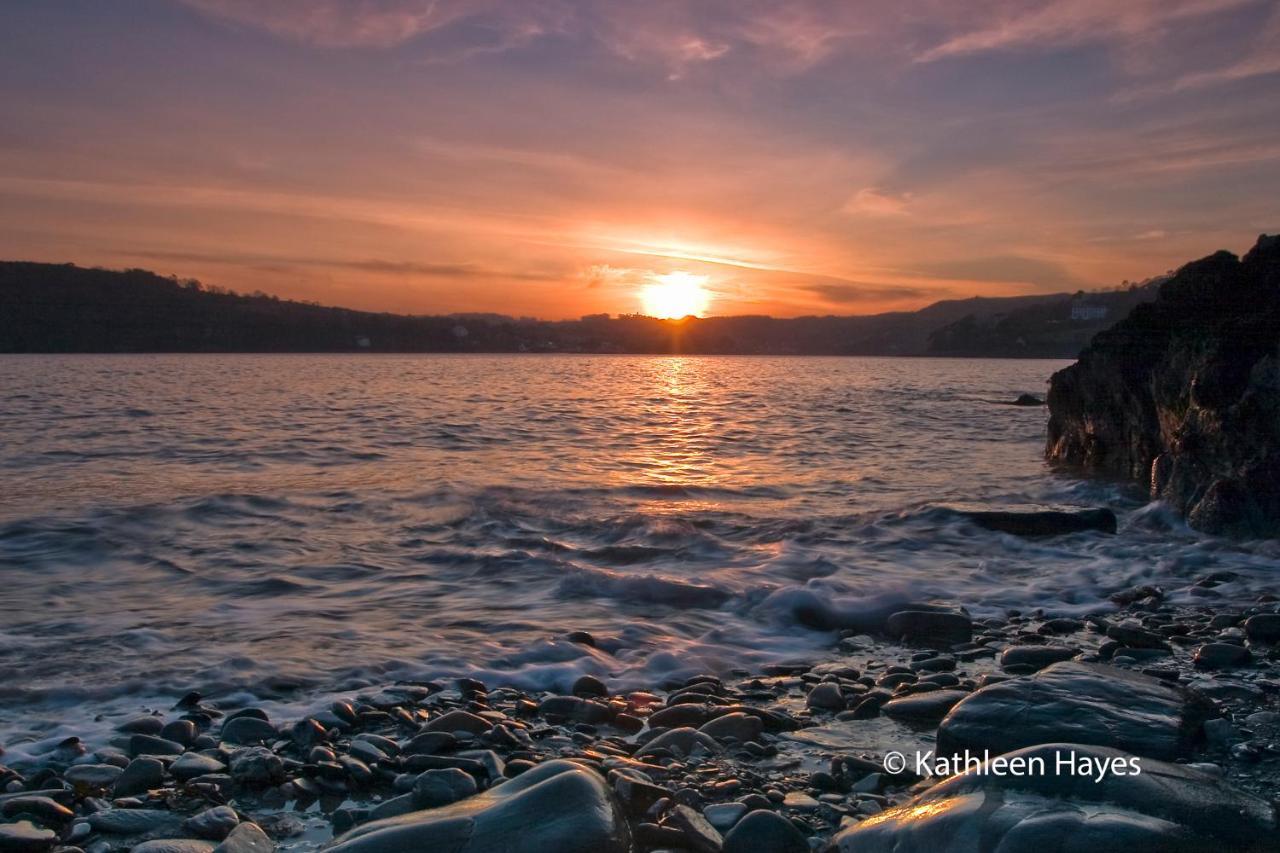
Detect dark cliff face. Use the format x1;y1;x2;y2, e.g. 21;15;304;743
1046;234;1280;536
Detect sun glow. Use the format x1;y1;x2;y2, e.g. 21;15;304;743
640;271;712;318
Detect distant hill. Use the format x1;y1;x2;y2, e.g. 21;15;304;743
0;261;1156;356
926;280;1165;358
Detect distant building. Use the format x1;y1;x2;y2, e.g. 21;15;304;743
355;335;371;348
1070;299;1108;321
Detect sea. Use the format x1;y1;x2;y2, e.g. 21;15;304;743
2;354;1277;758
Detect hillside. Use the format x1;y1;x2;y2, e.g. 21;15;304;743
0;261;1152;356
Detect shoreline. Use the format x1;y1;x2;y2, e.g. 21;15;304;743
4;592;1278;852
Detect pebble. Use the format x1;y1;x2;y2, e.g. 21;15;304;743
113;757;165;797
806;683;845;710
0;820;57;852
1193;643;1252;669
184;806;240;840
723;810;808;853
412;768;477;808
220;717;277;745
703;802;748;832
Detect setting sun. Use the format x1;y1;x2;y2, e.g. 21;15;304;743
640;271;712;318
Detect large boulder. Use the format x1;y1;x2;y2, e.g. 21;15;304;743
1046;234;1280;536
832;743;1276;852
325;759;632;853
937;662;1215;761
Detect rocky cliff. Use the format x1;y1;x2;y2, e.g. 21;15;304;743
1046;234;1280;536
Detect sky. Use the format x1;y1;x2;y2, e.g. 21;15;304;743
1;0;1278;319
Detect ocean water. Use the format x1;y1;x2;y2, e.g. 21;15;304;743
2;354;1277;757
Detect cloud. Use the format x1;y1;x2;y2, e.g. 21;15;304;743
803;281;941;304
913;255;1084;289
916;0;1253;62
842;187;913;217
118;249;562;282
178;0;489;48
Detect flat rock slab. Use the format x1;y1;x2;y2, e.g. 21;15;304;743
882;690;970;723
832;743;1276;852
326;759;632;853
937;661;1215;761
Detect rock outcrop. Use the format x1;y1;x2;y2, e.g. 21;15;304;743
1046;234;1280;536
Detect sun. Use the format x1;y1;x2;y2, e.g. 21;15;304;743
640;271;712;319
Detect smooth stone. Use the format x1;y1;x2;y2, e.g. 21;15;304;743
1;796;74;824
88;809;185;836
703;802;747;832
937;662;1216;761
327;759;631;853
412;768;477;808
882;690;969;722
1193;643;1251;669
131;734;187;756
183;806;239;840
171;752;226;781
999;645;1078;671
403;732;456;756
63;764;124;788
119;716;165;735
161;720;199;746
781;791;819;810
213;822;274;853
648;705;713;729
571;675;608;698
1105;621;1169;650
1243;613;1280;643
220;717;277;745
424;710;492;735
635;727;721;758
831;743;1276;852
885;611;972;644
723;809;808;853
0;820;56;852
698;713;763;743
806;683;844;710
537;696;612;724
125;842;216;853
114;757;166;797
665;804;722;853
229;746;283;785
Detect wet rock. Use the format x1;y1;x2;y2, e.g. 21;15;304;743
1;796;74;825
229;747;284;785
213;823;274;853
831;743;1277;852
665;804;722;853
184;807;240;841
882;690;969;722
1193;642;1252;669
403;732;456;756
999;645;1078;671
938;662;1216;761
635;727;721;758
703;803;747;833
885;611;972;645
424;710;491;735
648;705;712;729
63;764;123;789
722;809;807;853
119;716;165;735
805;683;844;711
1046;235;1280;537
571;675;608;698
88;808;184;836
0;820;57;852
537;695;612;724
1010;394;1044;406
411;768;477;808
220;717;277;745
161;720;199;746
130;841;217;853
326;759;631;853
114;757;165;797
1244;613;1280;642
698;713;763;743
131;734;187;756
961;508;1117;537
171;752;226;781
1105;621;1169;650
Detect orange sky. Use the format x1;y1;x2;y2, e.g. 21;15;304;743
1;1;1278;318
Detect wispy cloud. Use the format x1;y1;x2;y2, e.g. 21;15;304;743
916;0;1254;62
843;187;913;217
177;0;486;48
